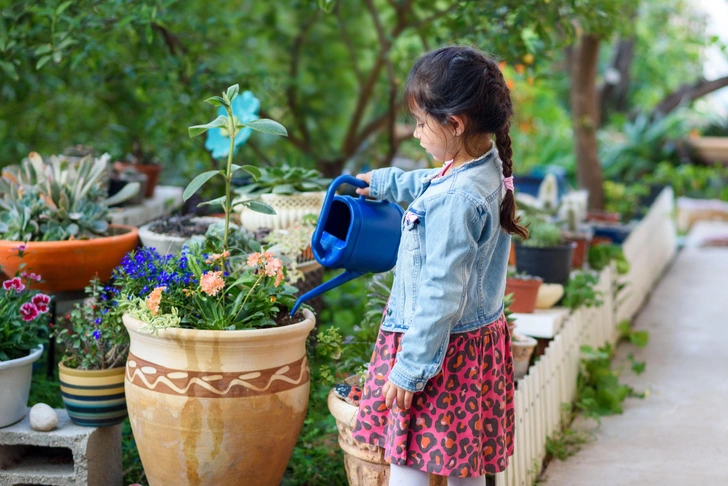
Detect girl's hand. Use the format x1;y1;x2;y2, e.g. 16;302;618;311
383;379;414;411
355;172;372;197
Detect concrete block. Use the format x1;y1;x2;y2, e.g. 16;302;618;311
0;408;121;486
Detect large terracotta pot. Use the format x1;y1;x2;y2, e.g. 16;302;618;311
0;225;139;292
328;383;447;486
123;309;316;486
58;361;127;427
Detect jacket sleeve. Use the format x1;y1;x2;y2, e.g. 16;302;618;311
368;167;439;205
387;194;485;393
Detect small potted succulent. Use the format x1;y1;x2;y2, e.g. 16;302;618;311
54;277;129;427
515;217;576;286
504;270;542;313
234;166;331;231
503;293;537;381
0;153;140;291
0;253;50;427
113;141;163;199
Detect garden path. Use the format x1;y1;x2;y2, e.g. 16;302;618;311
541;222;728;485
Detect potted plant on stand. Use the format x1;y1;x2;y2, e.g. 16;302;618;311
234;165;331;231
0;153;140;292
54;277;130;427
120;85;317;486
0;257;50;427
515;217;576;286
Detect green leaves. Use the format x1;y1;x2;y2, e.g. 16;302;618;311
188;115;228;138
233;199;277;215
243;118;288;137
230;164;261;180
205;96;228;108
617;320;649;348
225;84;239;103
183;170;222;201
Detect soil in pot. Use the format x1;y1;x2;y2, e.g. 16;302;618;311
147;214;216;238
505;277;542;313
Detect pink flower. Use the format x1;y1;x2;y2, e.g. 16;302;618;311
32;293;51;313
11;244;26;253
205;251;230;264
264;256;282;277
20;302;39;321
247;252;264;267
200;271;225;296
3;277;25;293
29;273;41;282
145;287;167;316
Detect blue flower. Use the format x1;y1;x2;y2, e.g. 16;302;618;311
93;329;101;340
204;91;260;159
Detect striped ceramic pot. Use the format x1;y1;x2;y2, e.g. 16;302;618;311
58;362;127;427
122;308;316;486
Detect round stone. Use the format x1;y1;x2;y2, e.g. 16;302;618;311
29;403;59;432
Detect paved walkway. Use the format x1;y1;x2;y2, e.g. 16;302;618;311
542;223;728;485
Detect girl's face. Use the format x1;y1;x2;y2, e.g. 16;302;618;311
411;107;460;163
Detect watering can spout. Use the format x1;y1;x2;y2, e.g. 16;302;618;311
290;269;365;317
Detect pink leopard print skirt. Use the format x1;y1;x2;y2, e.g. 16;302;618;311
352;315;515;478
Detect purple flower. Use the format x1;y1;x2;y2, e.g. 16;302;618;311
93;329;101;340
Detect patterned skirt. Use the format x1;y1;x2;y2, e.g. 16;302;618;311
352;314;515;478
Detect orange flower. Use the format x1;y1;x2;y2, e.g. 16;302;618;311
200;271;225;296
247;252;264;267
206;251;230;264
146;286;167;316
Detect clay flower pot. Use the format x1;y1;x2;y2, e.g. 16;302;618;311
58;362;127;427
123;309;316;486
0;225;139;292
504;277;542;313
564;233;590;269
327;382;446;486
114;162;162;198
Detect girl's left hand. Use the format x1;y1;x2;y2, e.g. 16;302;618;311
383;379;414;411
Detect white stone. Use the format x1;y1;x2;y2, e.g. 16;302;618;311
29;403;58;432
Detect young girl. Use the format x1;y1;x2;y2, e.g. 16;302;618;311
350;46;529;486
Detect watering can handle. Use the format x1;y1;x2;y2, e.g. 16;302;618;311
312;175;368;256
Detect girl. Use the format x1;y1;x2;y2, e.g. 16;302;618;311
351;46;528;486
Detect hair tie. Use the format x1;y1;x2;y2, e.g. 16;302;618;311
503;175;514;192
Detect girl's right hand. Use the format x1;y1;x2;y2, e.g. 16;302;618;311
355;172;372;197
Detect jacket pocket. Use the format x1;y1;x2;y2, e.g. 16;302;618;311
404;208;424;251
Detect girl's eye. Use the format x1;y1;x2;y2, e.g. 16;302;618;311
417;123;424;128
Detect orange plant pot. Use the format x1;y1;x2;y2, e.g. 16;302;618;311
114;163;162;198
504;277;542;314
508;242;517;266
565;235;590;269
0;225;140;292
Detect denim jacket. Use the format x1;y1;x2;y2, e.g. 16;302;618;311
368;144;511;393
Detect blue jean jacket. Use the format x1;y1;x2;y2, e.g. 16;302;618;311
368;145;511;393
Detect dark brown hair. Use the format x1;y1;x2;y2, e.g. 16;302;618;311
404;46;528;239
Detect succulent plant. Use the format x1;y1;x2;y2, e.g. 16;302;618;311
520;217;564;248
234;166;331;197
0;152;139;241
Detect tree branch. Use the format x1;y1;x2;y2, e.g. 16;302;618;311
335;4;363;86
652;75;728;117
287;10;320;151
151;23;188;56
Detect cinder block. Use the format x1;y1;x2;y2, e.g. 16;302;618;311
0;408;122;486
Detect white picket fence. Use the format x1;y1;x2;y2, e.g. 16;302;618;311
494;188;678;486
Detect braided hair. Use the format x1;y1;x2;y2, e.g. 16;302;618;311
404;46;528;239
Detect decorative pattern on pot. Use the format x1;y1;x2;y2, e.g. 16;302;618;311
0;345;43;428
238;192;325;231
58;362;127;427
123;309;316;486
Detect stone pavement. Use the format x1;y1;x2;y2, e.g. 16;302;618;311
541;222;728;485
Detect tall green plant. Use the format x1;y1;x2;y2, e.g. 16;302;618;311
184;84;287;256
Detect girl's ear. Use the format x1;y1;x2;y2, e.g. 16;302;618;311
448;115;468;137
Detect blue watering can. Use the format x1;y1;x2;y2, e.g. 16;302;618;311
290;175;404;316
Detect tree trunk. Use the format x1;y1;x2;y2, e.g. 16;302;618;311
600;36;635;124
570;33;604;210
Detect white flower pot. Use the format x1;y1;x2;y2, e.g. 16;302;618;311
511;335;538;380
138;217;221;256
0;345;43;428
238;192;325;231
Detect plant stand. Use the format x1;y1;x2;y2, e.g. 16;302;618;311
0;408;122;485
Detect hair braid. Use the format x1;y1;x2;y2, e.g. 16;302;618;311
496;120;528;239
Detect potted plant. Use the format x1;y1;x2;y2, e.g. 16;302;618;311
113;140;163;199
0;153;141;292
503;293;537;381
120;85;316;486
0;256;50;427
560;198;593;269
515;217;576;286
138;214;231;256
234;166;331;231
591;180;647;245
689;116;728;166
54;277;129;427
504;270;542;313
